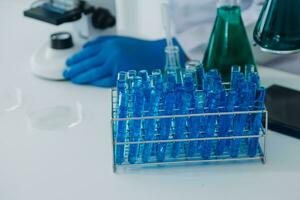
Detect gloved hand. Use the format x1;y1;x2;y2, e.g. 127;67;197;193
63;35;187;87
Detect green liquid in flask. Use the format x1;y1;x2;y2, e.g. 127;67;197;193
203;6;256;82
254;0;300;53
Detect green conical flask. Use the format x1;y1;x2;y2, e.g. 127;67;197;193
203;0;256;82
254;0;300;54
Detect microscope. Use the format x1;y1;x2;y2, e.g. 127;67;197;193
24;0;116;80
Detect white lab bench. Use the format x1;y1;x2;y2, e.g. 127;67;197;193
1;1;300;200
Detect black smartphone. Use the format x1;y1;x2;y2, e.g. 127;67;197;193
266;85;300;139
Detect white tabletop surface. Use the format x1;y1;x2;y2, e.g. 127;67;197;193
1;1;300;200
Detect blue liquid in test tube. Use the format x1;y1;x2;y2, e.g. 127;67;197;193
127;70;137;92
183;71;195;107
128;76;145;164
196;64;206;90
216;91;237;156
245;64;255;80
138;70;151;113
187;91;205;157
231;65;242;91
115;71;128;164
150;69;164;157
201;92;218;160
156;70;176;162
127;70;137;115
152;69;164;98
230;80;250;158
142;89;160;163
172;85;191;158
248;87;266;157
185;60;201;87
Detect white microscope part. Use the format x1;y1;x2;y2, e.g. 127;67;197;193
30;42;81;80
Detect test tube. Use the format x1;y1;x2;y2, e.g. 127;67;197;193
165;69;177;91
248;87;266;157
185;60;201;86
127;70;137;93
207;69;221;78
164;46;183;84
231;65;242;90
117;71;127;93
138;70;149;82
142;88;160;163
201;92;218;160
183;72;194;93
128;76;145;164
245;64;256;80
172;86;191;158
216;91;237;156
183;71;195;107
196;64;206;90
250;72;260;88
230;80;250;158
204;73;215;92
150;69;164;159
187;91;205;157
115;71;128;164
152;69;164;93
138;70;151;112
126;70;137;116
156;71;176;162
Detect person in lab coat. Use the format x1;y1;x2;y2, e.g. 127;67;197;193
63;0;261;87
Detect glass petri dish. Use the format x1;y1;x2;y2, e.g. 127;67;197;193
26;102;83;131
0;87;22;114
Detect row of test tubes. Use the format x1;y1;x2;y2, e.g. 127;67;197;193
114;62;266;165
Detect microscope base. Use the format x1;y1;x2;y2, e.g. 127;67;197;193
30;42;81;80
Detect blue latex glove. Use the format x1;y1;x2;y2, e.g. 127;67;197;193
64;36;187;87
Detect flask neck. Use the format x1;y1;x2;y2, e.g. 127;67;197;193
164;46;181;70
164;46;183;83
217;0;240;7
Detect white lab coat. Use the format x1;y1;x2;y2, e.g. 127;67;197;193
170;0;262;60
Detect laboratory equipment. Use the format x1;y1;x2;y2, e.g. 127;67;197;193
152;69;164;96
127;70;137;92
115;72;128;164
183;72;195;106
24;0;116;80
216;91;237;156
32;32;81;80
201;92;218;160
202;0;256;82
138;70;151;112
196;64;206;91
186;91;205;157
128;76;144;164
164;46;183;83
27;102;83;131
161;3;183;83
253;0;300;54
185;60;202;88
142;88;160;163
172;83;191;158
248;87;266;157
157;70;176;162
111;67;268;172
25;82;83;131
266;85;300;140
0;87;23;114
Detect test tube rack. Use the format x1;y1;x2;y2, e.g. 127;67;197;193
111;88;268;173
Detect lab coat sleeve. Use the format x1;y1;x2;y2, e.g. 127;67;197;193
170;0;263;60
